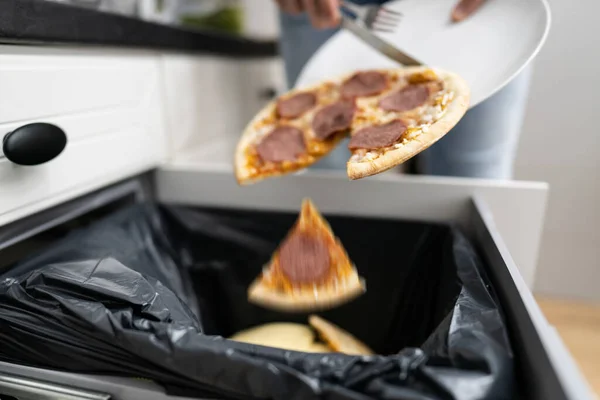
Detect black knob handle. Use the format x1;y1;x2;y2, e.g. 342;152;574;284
3;123;67;166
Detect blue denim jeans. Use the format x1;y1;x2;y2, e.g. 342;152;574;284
278;11;532;180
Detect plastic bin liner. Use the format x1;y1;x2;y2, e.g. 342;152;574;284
0;204;514;400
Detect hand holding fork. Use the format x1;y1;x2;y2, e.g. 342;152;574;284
275;0;487;31
275;0;487;66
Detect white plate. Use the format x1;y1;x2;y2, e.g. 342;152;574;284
296;0;551;107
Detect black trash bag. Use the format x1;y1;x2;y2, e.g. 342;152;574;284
0;204;200;318
0;204;514;400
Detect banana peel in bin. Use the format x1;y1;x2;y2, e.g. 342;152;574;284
248;199;366;312
228;315;374;356
229;322;329;353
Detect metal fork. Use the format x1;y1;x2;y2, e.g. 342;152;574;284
339;1;423;67
341;1;403;33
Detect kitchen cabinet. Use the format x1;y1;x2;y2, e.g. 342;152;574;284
0;46;167;227
160;54;286;159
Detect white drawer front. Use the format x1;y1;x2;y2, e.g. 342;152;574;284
161;55;286;158
0;126;163;227
0;47;166;155
236;57;287;130
0;47;167;225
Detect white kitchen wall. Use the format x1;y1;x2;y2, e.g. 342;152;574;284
516;0;600;300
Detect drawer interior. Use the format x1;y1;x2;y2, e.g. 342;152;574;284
0;188;518;399
155;167;548;288
0;179;590;400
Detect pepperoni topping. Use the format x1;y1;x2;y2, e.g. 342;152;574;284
348;120;407;150
452;0;485;23
312;102;355;140
379;85;430;112
276;92;317;119
341;71;388;99
256;126;306;163
279;233;330;284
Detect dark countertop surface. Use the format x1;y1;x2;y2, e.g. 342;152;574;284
0;0;279;57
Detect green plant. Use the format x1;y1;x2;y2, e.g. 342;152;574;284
179;5;243;35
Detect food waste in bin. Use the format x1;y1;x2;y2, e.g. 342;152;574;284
0;201;515;400
229;315;374;355
247;198;366;312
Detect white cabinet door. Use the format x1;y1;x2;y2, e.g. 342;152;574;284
0;46;167;226
160;54;286;164
235;57;287;128
160;54;242;158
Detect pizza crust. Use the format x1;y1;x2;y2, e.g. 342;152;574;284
308;315;374;356
247;275;366;313
347;67;470;180
229;323;315;351
307;342;333;353
228;322;336;353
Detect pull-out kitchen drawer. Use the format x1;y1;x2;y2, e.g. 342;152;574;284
0;175;593;400
0;46;167;226
156;169;592;400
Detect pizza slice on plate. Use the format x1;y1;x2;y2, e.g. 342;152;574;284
234;66;470;184
346;67;470;180
247;199;365;312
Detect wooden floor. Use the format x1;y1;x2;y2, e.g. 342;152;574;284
537;296;600;395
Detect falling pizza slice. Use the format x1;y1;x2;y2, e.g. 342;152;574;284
248;199;365;312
